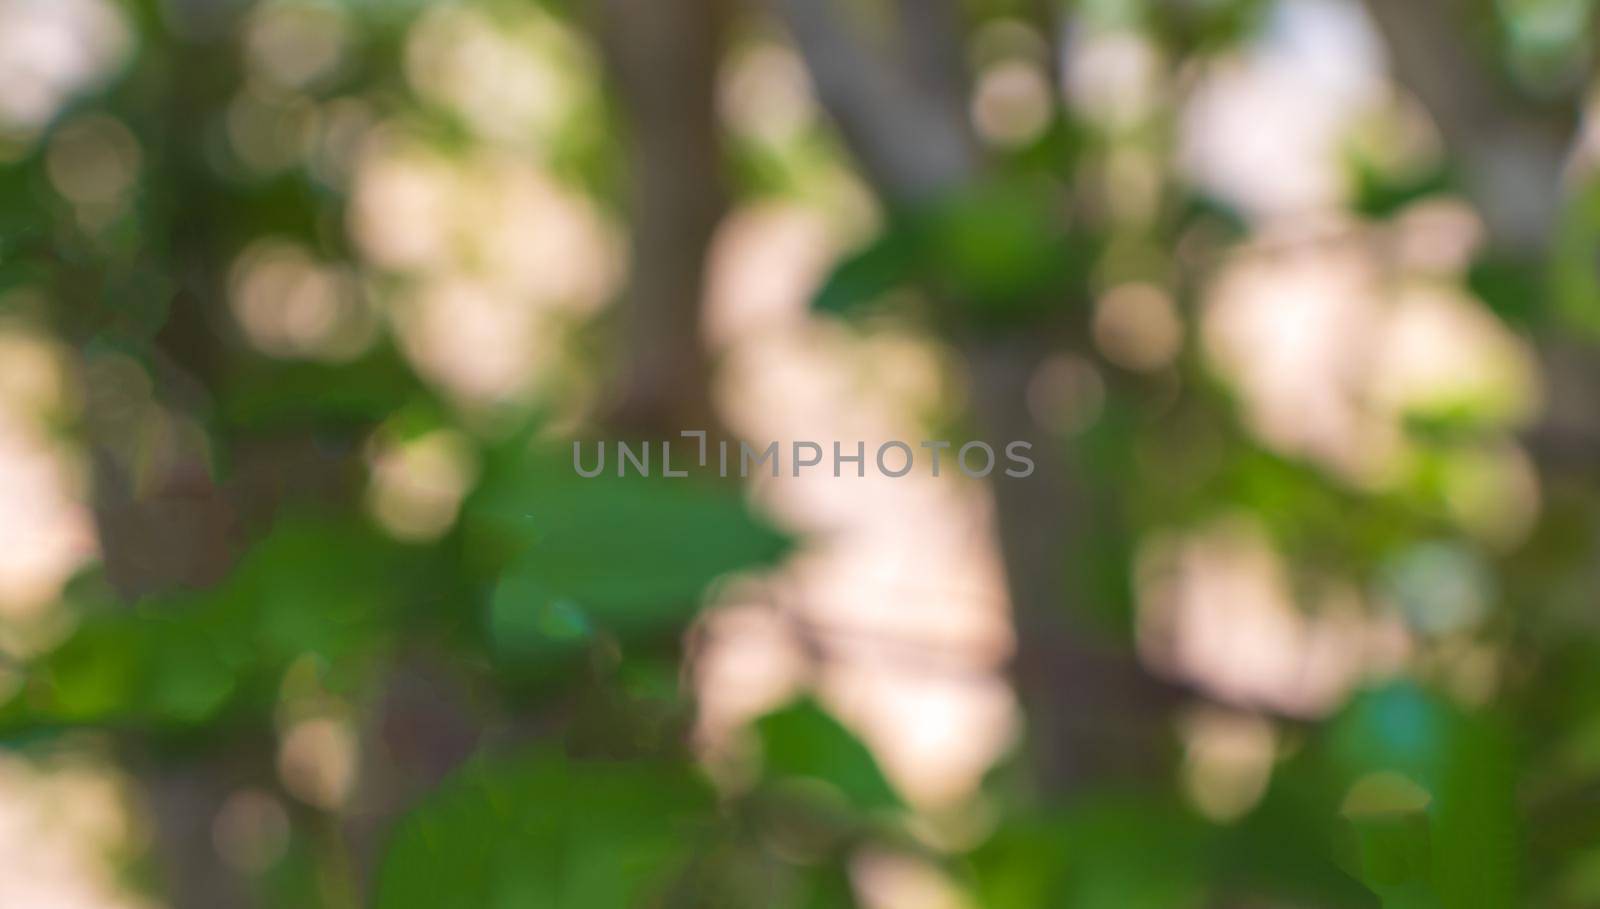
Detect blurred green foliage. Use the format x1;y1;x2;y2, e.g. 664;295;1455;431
1;0;1599;905
377;752;714;908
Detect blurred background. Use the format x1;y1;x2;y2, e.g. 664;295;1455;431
1;0;1599;905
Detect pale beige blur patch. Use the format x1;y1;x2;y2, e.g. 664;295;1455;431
391;278;548;408
358;141;621;295
0;419;94;622
717;44;877;230
817;659;1015;810
349;142;619;409
0;0;130;146
1092;282;1183;372
852;847;974;909
244;0;349;91
970;19;1049;71
366;147;614;296
691;596;811;787
1203;229;1403;485
348;140;458;273
1370;283;1539;427
278;716;358;812
404;4;593;152
366;429;479;542
1347;88;1445;196
1179;0;1382;220
696;202;1017;810
229;239;378;362
273;656;358;791
1203;225;1542;548
1441;441;1541;550
460;154;619;311
704;204;847;350
0;753;154;909
46;114;140;229
0;328;95;625
305;97;376;189
971;60;1053;149
1571;88;1600;178
720;43;815;146
1065;29;1164;134
1137;514;1410;717
1100;146;1165;226
0;323;75;420
1341;770;1431;818
224;86;317;177
1389;197;1485;275
1182;58;1352;218
1227;249;1541;539
1180;707;1277;822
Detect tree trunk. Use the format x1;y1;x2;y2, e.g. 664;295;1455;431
767;0;1181;796
595;0;730;436
965;334;1179;791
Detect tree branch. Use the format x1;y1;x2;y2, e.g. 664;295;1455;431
1359;0;1579;252
595;0;730;433
769;0;978;202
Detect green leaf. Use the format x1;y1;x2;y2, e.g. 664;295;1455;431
219;342;428;431
1349;161;1453;221
809;179;1095;328
469;448;790;644
812;226;920;317
1552;178;1600;338
9;515;407;730
754;699;901;814
486;569;594;663
1214;770;1379;907
1351;826;1438;909
1468;258;1543;328
1331;684;1521;908
968;795;1207;909
921;180;1091;324
225;513;408;662
375;751;712;909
